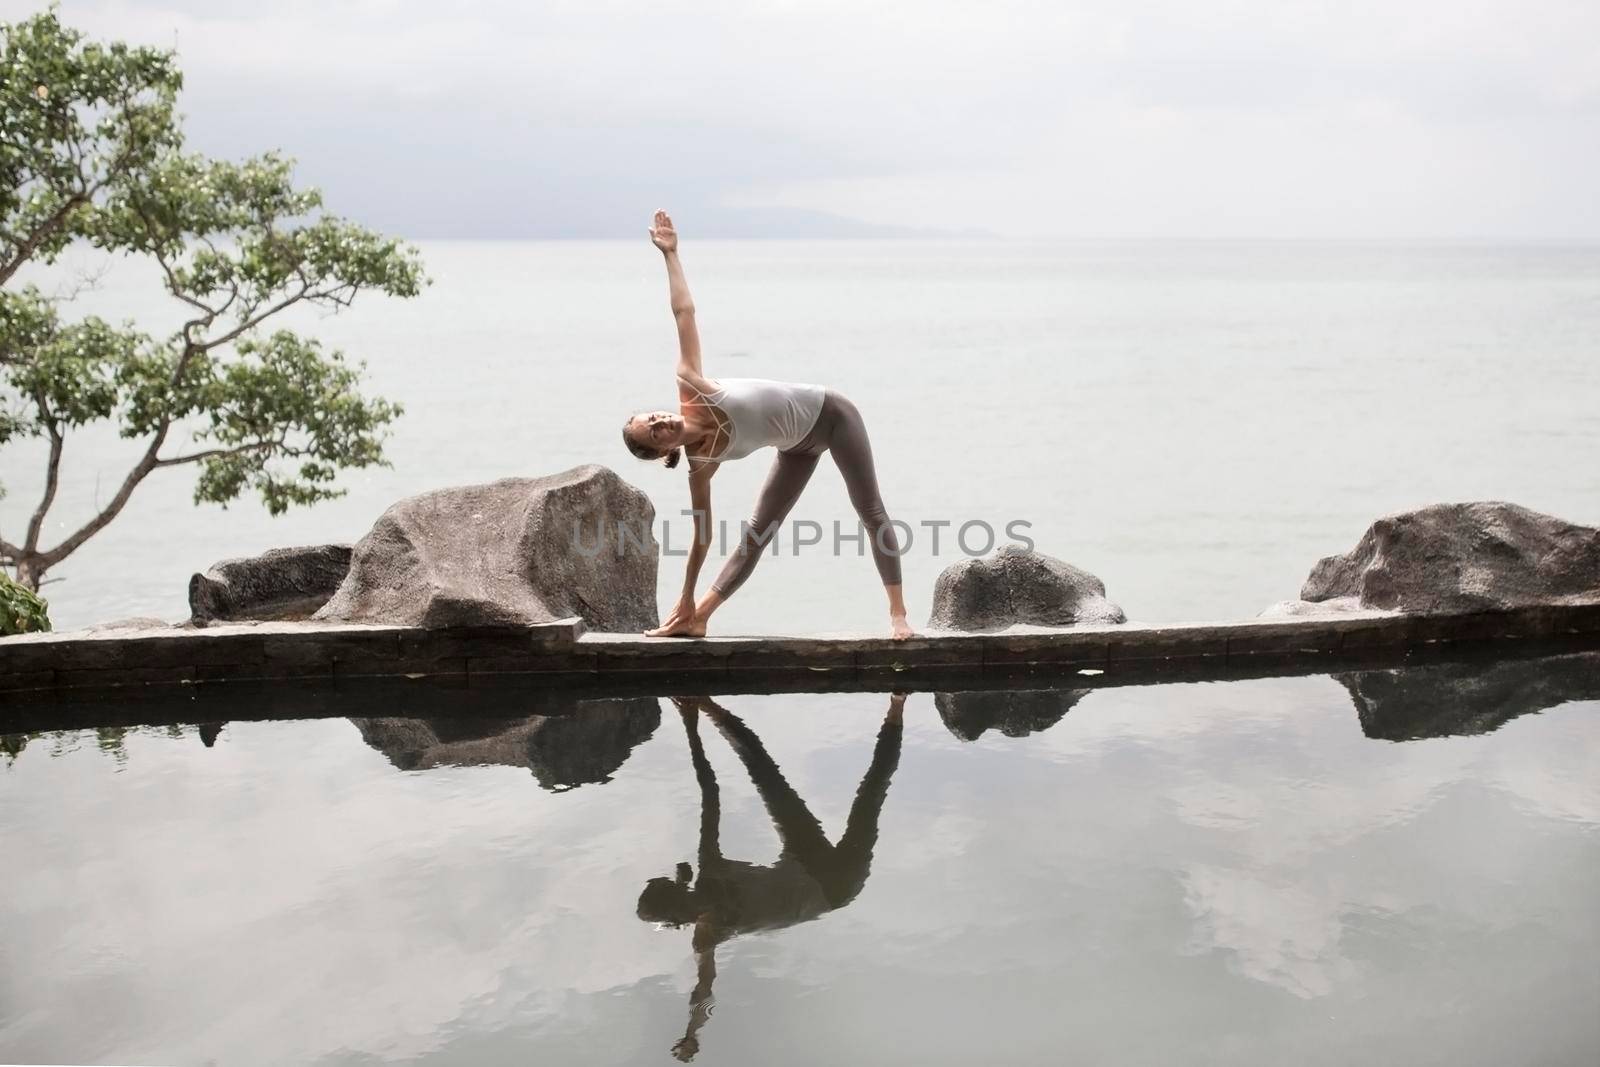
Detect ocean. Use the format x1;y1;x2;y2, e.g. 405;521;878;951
6;241;1600;1064
5;239;1599;632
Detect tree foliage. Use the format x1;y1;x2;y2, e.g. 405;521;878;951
0;8;425;592
1;567;50;633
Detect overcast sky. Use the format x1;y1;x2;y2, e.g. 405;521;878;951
9;0;1600;239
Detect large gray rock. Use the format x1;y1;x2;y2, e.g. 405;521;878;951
189;544;352;624
1336;651;1600;742
935;688;1091;741
1301;502;1600;614
928;544;1126;632
317;465;659;631
351;697;662;790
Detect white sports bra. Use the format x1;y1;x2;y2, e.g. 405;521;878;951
682;377;827;464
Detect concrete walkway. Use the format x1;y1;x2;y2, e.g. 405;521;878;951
4;603;1598;725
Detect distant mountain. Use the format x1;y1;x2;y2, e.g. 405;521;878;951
269;136;992;240
687;205;995;240
390;201;994;241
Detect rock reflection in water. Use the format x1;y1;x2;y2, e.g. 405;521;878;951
639;693;905;1062
934;688;1090;741
1337;651;1600;741
351;697;661;790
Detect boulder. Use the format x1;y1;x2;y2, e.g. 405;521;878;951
928;544;1126;632
935;688;1091;741
1301;502;1600;614
1336;651;1600;742
189;544;352;624
316;465;659;631
351;697;662;790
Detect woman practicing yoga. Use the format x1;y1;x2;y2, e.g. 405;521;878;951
623;209;914;640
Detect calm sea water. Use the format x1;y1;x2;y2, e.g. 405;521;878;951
3;657;1598;1065
5;241;1599;632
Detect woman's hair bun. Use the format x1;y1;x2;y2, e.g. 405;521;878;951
664;448;681;469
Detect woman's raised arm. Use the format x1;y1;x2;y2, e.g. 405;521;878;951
649;209;707;388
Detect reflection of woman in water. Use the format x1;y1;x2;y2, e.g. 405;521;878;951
638;693;906;1061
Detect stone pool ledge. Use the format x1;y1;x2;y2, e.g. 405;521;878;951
4;603;1600;710
0;617;585;696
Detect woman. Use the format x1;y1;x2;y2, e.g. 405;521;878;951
623;209;914;640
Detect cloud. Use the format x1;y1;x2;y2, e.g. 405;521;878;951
11;0;1600;236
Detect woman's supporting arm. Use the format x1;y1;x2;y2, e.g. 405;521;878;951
678;467;715;602
646;465;716;636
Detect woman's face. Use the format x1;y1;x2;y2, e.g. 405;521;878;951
628;410;686;451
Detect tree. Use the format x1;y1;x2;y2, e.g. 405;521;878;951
0;8;425;591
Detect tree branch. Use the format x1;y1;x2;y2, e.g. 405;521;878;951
198;282;312;352
32;431;305;573
152;437;292;468
0;192;88;287
130;197;220;336
34;423;169;571
158;247;218;324
23;394;64;554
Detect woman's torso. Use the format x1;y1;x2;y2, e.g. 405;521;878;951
688;377;827;463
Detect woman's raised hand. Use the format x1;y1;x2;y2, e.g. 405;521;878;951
649;208;679;254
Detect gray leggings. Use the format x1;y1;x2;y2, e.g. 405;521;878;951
711;390;903;598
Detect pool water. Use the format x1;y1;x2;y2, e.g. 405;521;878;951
3;654;1598;1065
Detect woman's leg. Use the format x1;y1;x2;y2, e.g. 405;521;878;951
825;396;913;637
705;448;822;602
826;396;903;586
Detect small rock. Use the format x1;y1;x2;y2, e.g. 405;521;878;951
928;544;1126;632
1257;596;1372;618
189;545;352;625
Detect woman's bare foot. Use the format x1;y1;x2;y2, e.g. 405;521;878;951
645;616;707;637
889;614;915;640
645;601;708;638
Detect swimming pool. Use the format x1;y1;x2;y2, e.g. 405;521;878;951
3;653;1596;1065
